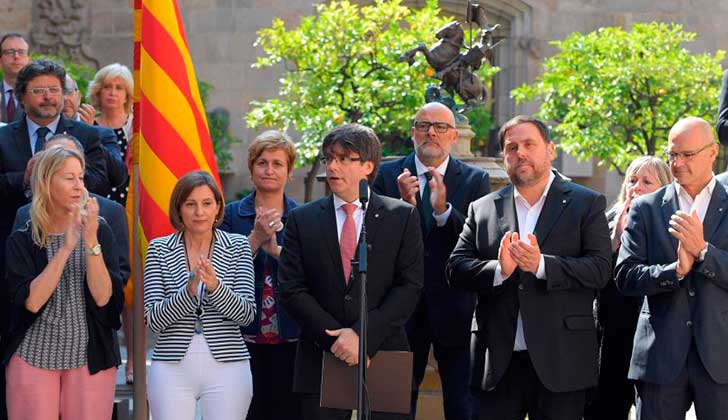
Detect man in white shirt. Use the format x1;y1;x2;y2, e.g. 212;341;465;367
617;117;728;420
0;33;29;123
448;115;611;420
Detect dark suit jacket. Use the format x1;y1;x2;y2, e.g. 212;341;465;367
372;154;490;347
615;179;728;385
0;115;109;283
279;192;424;393
97;125;128;190
718;70;728;147
0;90;24;123
448;174;611;393
12;193;130;285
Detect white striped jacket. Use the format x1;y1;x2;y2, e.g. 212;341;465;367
143;229;255;362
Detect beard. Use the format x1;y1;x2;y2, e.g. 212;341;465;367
508;158;551;187
27;101;61;120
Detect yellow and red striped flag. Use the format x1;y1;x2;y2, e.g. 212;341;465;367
132;0;221;251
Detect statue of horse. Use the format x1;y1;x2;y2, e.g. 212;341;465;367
400;21;464;78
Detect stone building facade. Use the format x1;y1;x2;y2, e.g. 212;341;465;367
2;0;726;202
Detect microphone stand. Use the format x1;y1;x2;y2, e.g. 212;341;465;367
354;185;369;420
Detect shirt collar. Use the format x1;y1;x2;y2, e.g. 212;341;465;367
674;174;716;201
414;154;449;177
513;170;556;205
333;190;366;211
3;80;12;94
26;115;61;138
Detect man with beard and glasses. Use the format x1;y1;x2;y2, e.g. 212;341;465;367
373;102;490;419
447;115;611;420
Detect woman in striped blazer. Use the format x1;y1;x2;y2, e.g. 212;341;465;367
144;170;256;420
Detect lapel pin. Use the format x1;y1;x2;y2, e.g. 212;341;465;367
562;199;567;204
374;213;380;218
719;208;723;212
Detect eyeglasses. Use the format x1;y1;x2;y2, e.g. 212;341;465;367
1;48;28;57
27;86;63;96
63;87;78;94
413;121;454;133
319;154;362;165
664;142;716;162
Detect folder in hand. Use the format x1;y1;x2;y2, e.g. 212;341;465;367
320;351;413;414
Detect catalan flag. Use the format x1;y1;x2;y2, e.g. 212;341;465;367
132;0;221;250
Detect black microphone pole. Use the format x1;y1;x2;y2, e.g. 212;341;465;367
356;178;369;420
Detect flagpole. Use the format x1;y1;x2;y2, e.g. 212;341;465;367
132;1;148;418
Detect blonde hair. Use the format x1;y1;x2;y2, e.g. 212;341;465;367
87;63;134;115
30;147;86;247
247;130;297;175
610;155;672;213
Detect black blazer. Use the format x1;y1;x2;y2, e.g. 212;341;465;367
0;91;24;123
372;154;490;347
448;174;611;393
13;193;130;285
279;192;424;393
616;179;728;385
2;219;124;373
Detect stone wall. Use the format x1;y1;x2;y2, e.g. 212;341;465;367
6;0;728;202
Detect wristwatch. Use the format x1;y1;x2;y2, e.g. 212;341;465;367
87;243;102;256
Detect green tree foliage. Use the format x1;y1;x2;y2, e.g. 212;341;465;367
247;0;498;162
512;23;725;174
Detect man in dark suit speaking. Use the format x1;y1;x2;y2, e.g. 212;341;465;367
617;117;728;420
279;123;424;420
373;102;490;419
448;115;611;420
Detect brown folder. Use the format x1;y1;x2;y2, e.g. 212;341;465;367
320;351;413;414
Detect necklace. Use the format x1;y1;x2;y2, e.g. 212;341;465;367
182;232;214;334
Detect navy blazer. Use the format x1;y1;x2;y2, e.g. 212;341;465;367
13;193;130;285
718;70;728;147
219;191;300;340
616;179;728;385
448;174;611;392
373;153;490;347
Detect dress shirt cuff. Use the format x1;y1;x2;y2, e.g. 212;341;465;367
494;263;505;286
433;203;452;227
536;255;546;279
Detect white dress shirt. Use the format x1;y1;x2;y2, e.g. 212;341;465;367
493;171;555;351
414;154;452;226
674;175;716;222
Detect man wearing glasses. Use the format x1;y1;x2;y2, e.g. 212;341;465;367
279;123;424;419
617;117;728;420
0;33;30;123
373;102;490;419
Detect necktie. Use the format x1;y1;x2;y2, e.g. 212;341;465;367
340;203;357;283
35;127;50;154
421;172;434;233
6;90;15;122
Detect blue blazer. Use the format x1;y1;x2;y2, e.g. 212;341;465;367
220;191;300;340
373;153;490;347
616;179;728;385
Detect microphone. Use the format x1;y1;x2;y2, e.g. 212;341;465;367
359;178;369;207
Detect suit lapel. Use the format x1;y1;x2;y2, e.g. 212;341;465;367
363;192;384;246
319;196;346;291
402;154;421;207
661;184;679;255
702;181;728;243
533;176;571;247
442;157;463;204
495;186;518;235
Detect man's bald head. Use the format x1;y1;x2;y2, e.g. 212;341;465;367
668;116;714;144
414;102;456;126
45;133;84;154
